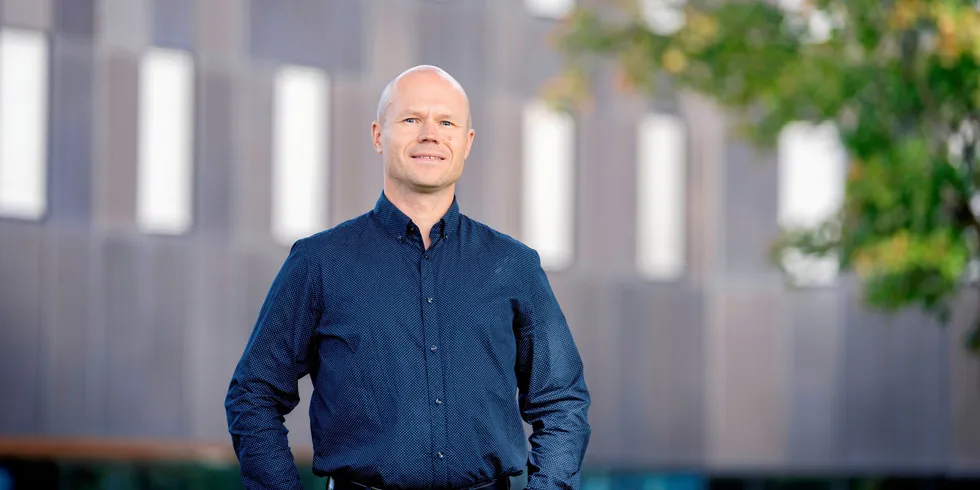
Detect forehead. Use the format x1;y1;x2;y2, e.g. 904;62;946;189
389;72;469;114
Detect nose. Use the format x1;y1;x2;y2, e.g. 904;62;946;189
417;120;441;144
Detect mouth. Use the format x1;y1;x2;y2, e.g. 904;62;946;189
411;154;446;162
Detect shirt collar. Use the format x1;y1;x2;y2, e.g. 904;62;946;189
372;190;461;241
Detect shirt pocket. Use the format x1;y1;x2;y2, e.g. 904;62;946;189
313;324;365;392
317;324;361;355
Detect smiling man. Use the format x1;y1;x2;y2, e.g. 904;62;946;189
225;65;591;490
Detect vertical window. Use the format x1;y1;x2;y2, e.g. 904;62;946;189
642;0;687;36
777;122;846;286
525;0;574;19
137;48;195;234
778;0;834;44
0;29;49;220
522;100;575;271
637;113;686;281
271;65;329;247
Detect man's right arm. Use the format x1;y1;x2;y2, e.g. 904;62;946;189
224;240;321;490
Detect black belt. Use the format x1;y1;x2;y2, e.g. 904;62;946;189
326;476;510;490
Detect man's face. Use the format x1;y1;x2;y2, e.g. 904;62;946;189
372;71;475;194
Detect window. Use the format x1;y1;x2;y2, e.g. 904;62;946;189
525;0;574;19
777;122;846;286
642;0;686;36
522;100;575;271
637;113;686;281
0;29;49;220
271;65;329;247
137;48;195;235
777;0;835;44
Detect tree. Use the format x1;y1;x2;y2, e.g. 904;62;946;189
552;0;980;350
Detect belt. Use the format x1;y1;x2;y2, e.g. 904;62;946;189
326;476;510;490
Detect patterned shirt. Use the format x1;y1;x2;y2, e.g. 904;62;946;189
225;191;591;489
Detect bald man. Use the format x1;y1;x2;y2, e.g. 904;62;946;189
225;65;591;490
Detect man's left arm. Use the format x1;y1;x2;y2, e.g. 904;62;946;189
515;250;592;490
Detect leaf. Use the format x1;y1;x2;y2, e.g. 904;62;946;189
555;0;980;354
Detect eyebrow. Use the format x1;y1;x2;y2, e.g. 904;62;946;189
397;109;461;121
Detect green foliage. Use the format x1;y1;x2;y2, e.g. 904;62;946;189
554;0;980;350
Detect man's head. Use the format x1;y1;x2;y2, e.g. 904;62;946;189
372;65;475;196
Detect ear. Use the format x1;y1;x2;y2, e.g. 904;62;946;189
463;128;475;160
371;120;383;154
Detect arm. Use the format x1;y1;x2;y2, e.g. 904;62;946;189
515;251;592;490
225;240;321;490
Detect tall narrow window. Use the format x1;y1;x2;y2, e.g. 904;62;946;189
525;0;574;19
777;122;846;286
137;48;195;234
272;65;329;247
522;100;575;271
637;113;686;281
0;29;49;220
778;0;835;44
642;0;686;35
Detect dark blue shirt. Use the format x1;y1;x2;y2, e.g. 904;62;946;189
225;192;591;490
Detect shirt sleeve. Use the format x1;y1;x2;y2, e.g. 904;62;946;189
515;250;592;490
224;240;322;490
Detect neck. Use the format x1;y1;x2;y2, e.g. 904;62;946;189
383;180;455;235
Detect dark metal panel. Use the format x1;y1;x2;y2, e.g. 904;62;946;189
49;37;95;228
248;0;364;73
722;142;781;278
40;230;92;435
786;288;843;469
54;0;94;40
96;52;139;232
151;0;194;50
619;282;706;467
2;0;51;30
839;277;951;470
0;222;44;434
101;235;144;436
196;68;234;235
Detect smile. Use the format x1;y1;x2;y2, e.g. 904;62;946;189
411;155;445;161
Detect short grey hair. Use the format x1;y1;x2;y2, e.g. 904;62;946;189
375;65;470;127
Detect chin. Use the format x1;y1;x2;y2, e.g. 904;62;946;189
405;178;453;193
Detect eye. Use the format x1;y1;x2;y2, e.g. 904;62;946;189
441;121;453;127
404;117;418;124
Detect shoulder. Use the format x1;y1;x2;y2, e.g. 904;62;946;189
461;214;541;267
288;213;374;259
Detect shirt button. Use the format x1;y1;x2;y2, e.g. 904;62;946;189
435;398;442;405
436;452;444;459
423;253;430;260
426;297;433;303
430;345;438;352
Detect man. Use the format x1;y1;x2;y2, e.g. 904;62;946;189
225;65;591;490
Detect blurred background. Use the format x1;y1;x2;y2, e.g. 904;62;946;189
2;0;980;488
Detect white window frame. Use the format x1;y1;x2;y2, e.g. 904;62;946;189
271;65;329;247
524;0;575;19
636;113;687;281
137;47;196;235
777;121;847;287
0;28;49;221
642;0;687;36
522;100;576;271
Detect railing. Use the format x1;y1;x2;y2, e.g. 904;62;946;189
0;436;312;463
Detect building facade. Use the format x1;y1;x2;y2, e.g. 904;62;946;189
1;0;979;476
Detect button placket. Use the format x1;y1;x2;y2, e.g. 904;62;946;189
419;241;448;482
